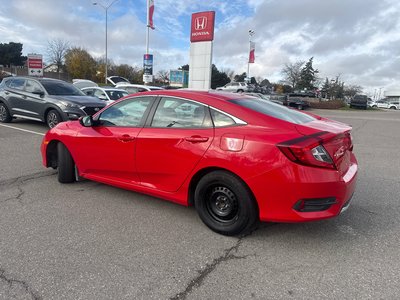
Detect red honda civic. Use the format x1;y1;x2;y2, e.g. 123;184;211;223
41;90;357;235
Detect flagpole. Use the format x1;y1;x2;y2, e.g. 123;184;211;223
146;0;150;55
247;29;254;82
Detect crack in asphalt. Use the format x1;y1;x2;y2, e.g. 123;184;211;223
170;236;252;300
0;268;42;300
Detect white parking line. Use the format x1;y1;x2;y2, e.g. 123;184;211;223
0;123;45;136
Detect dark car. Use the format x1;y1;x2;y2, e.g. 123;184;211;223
350;94;368;109
0;77;106;128
284;97;310;110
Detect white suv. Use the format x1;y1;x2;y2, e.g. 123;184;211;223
216;82;250;93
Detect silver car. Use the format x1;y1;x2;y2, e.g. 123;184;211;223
216;82;251;93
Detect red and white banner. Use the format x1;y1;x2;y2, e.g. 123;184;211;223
148;0;155;29
249;42;255;63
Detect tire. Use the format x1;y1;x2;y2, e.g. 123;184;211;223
0;102;12;123
390;106;396;110
194;171;258;236
46;109;62;128
297;105;303;110
57;143;75;183
237;89;244;93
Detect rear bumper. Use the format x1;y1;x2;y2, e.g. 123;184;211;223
248;154;358;223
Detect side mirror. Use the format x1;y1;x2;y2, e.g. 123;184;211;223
32;89;45;97
79;115;93;127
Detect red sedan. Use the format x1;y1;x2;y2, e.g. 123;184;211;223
41;90;357;235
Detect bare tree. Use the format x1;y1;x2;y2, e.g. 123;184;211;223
47;39;70;73
156;70;170;84
281;60;305;89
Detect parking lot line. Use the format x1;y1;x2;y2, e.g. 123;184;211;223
0;124;45;136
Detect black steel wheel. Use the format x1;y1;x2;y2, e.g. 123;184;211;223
195;171;258;236
0;102;12;123
46;109;61;128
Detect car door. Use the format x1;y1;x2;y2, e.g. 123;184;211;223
23;79;47;120
3;78;28;117
73;96;154;183
136;96;214;192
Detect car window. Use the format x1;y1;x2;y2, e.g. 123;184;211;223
230;98;316;124
210;109;236;127
106;90;128;100
138;88;148;92
151;97;212;128
125;87;139;94
25;80;43;94
98;97;153;127
93;89;107;99
7;78;25;90
40;80;85;96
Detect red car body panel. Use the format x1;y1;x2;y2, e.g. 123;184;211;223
41;90;358;223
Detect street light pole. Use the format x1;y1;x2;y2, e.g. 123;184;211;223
93;0;119;84
247;29;254;82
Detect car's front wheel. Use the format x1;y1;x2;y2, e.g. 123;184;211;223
0;102;12;123
46;109;62;128
57;143;75;183
194;171;258;236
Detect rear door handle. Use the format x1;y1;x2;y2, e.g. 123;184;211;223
185;136;209;143
118;134;135;142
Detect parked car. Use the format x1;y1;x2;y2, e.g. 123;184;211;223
0;77;106;128
82;87;128;105
350;94;368;109
106;76;130;86
284;97;310;110
115;83;164;94
370;98;399;110
41;90;357;236
72;79;98;89
216;82;251;93
243;92;283;105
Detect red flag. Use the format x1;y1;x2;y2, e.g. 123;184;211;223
148;0;155;29
249;42;255;63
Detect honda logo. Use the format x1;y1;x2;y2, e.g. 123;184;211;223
195;17;207;30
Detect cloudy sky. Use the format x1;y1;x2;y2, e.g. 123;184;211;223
1;0;400;95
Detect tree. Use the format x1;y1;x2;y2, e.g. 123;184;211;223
211;64;230;89
0;42;26;66
344;84;363;99
234;72;247;82
281;60;304;89
64;47;96;80
297;57;319;91
156;70;170;84
179;64;189;71
47;39;70;73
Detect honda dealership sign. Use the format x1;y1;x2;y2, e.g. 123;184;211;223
190;11;215;43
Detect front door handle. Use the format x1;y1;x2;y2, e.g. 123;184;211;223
185;136;209;143
118;134;135;142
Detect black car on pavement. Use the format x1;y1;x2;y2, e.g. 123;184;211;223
0;77;106;128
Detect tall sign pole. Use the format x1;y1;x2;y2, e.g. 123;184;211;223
247;29;255;82
144;0;155;83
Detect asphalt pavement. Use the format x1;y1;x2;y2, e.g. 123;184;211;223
0;110;399;299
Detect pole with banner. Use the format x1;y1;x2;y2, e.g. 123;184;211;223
247;30;255;82
144;0;155;83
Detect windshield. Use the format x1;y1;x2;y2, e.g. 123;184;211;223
41;80;85;96
106;90;129;100
230;98;316;124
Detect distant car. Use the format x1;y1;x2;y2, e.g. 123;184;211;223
115;83;164;94
72;79;98;89
350;95;368;109
0;77;106;128
370;98;399;110
107;76;130;86
41;90;357;236
216;82;251;93
284;97;310;110
82;87;129;105
244;92;283;105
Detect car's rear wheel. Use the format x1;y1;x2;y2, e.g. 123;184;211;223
297;104;303;110
194;171;258;236
237;89;244;93
47;109;62;128
57;143;75;183
0;102;12;123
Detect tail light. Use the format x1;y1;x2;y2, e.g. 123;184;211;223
277;131;353;169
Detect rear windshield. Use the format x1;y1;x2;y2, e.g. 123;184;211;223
230;98;316;124
41;80;85;96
